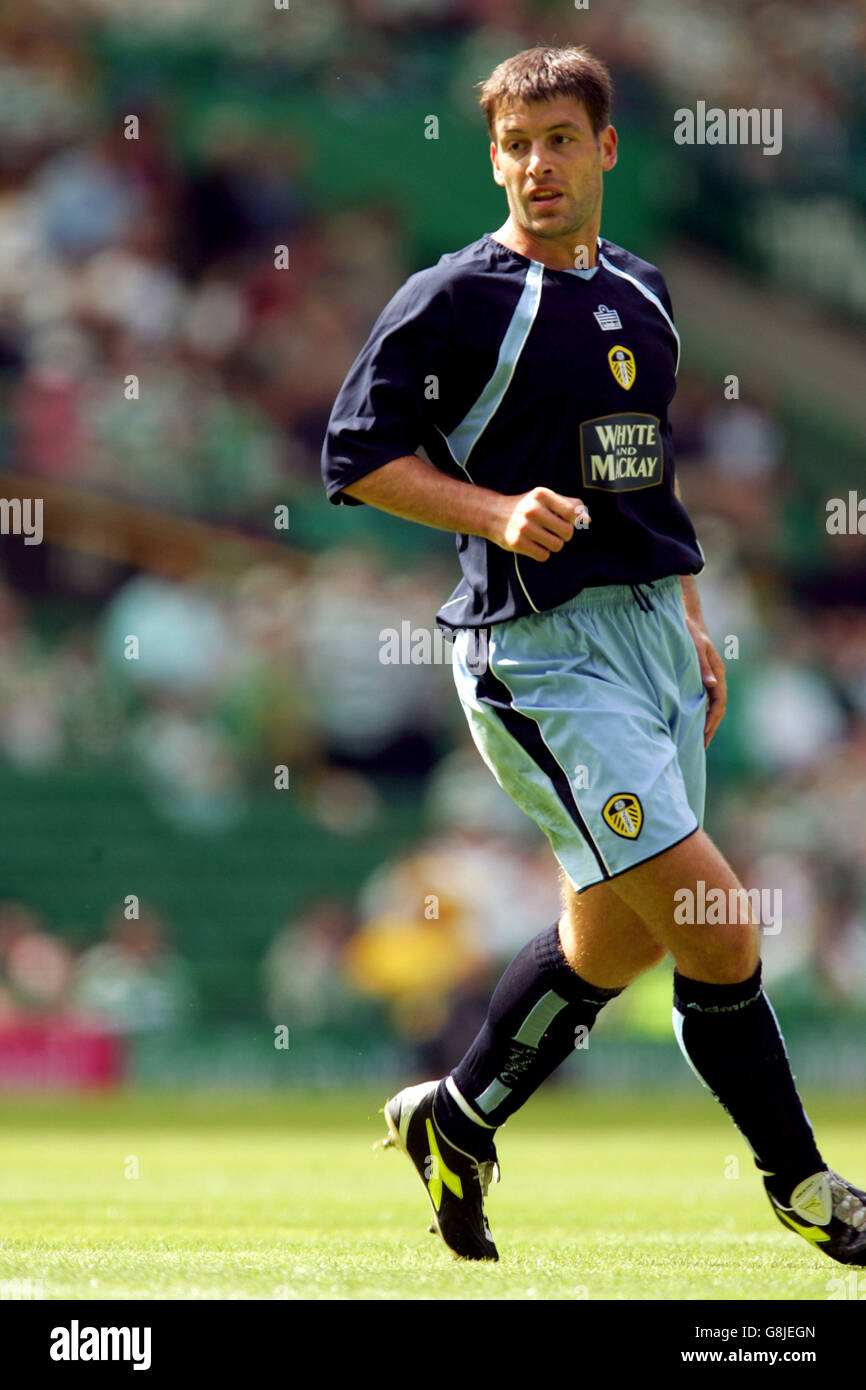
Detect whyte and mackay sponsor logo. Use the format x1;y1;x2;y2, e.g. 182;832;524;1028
580;413;664;491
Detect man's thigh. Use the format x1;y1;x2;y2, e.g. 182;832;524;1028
559;875;668;990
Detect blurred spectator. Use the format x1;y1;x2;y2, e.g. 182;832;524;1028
72;906;196;1033
300;548;453;776
811;861;866;1007
0;902;74;1013
263;897;367;1029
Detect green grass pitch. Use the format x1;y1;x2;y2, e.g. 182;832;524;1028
0;1088;860;1300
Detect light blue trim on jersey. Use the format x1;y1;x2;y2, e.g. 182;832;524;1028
512;553;541;614
598;252;681;374
445;258;545;467
514;990;569;1046
433;423;472;479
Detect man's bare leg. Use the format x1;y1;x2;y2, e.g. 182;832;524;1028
392;828;866;1265
603;828;758;983
557;875;667;989
587;827;824;1204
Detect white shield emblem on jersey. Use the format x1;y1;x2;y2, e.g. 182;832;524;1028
607;345;636;390
593;304;621;331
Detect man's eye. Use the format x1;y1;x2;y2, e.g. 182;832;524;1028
554;135;571;144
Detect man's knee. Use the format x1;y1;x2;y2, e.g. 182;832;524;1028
673;927;760;985
608;830;762;984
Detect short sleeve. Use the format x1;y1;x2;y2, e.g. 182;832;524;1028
321;270;452;506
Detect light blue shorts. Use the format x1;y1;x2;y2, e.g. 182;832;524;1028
451;575;707;893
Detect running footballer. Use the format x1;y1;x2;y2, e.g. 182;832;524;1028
321;45;866;1266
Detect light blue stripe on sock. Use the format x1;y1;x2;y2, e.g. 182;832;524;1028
514;989;569;1047
476;1078;512;1114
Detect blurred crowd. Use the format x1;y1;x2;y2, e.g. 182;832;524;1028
0;553;459;826
0;899;195;1032
0;3;863;1061
0;90;402;519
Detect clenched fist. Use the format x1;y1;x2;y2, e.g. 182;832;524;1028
485;487;591;562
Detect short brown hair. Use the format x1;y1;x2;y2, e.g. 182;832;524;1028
478;46;613;140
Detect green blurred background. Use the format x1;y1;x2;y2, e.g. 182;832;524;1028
0;0;864;1093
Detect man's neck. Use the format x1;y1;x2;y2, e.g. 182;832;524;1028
490;218;601;271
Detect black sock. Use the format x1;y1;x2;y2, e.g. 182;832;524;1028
673;962;824;1201
434;922;622;1156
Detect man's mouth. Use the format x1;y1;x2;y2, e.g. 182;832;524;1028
528;188;564;207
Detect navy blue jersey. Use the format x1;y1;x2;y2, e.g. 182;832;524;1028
322;233;704;629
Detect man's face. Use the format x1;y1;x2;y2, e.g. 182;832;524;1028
490;97;617;244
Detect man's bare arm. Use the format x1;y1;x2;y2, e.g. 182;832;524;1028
674;477;727;746
674;478;707;622
680;572;706;626
342;454;590;563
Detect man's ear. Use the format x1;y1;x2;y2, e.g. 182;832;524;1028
490;141;505;186
600;124;618;172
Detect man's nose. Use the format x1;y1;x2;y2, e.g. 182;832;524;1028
527;146;553;175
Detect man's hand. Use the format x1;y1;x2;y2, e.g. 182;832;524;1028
485;487;591;561
685;615;727;748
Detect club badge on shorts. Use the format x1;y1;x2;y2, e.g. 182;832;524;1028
602;793;643;839
607;345;636;390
